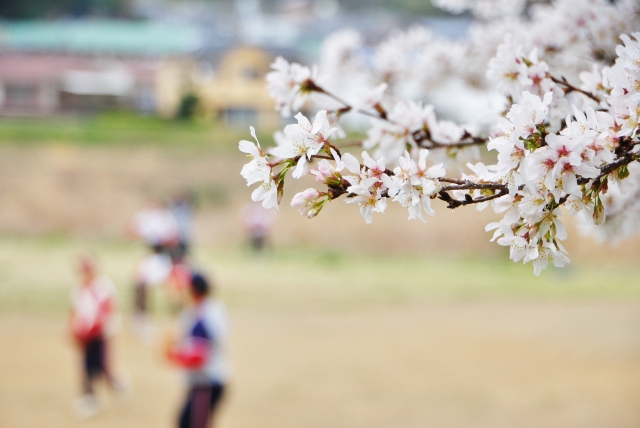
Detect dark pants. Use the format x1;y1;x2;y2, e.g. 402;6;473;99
134;282;147;314
179;383;225;428
83;336;107;395
170;241;189;261
250;233;265;252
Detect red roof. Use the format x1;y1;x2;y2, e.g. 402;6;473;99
0;53;158;84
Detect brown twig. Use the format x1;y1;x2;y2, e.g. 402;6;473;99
437;189;508;209
335;141;364;149
307;79;492;150
308;81;387;122
550;75;600;103
413;128;489;150
441;180;508;192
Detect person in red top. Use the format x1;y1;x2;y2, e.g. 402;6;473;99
69;256;124;418
166;273;230;428
165;253;193;309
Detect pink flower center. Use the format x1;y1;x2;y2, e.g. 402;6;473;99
557;146;570;158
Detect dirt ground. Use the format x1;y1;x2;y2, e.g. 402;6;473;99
1;144;639;264
2;301;640;428
1;141;639;428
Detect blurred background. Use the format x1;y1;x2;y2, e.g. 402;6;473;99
0;1;639;427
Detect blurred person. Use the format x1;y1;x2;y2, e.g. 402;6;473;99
241;202;276;253
129;199;180;253
166;253;194;310
169;191;196;259
129;199;180;337
166;273;231;428
69;255;128;418
133;246;173;338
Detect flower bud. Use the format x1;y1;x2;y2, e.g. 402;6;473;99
616;165;630;181
291;188;320;208
310;159;339;184
310;166;333;183
593;198;606;225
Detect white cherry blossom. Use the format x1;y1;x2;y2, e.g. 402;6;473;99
487;35;532;99
238;3;640;276
345;176;387;224
251;179;279;211
271;111;337;179
266;57;317;118
239;126;272;186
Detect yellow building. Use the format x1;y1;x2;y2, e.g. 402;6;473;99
156;46;280;127
198;46;280;127
155;57;194;119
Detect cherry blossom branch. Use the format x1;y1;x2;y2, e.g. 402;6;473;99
437;189;508;209
303;138;638;216
302;79;386;121
577;146;639;186
252;18;640;276
560;151;639;207
335;140;364;149
413;129;489;149
305;151;511;209
440;181;508;192
550;75;601;103
439;177;508;193
437;146;639;210
439;148;639;209
304;78;489;151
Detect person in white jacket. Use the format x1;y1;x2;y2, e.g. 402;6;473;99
69;256;126;418
166;273;231;428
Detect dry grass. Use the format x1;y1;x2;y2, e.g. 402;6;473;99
1;122;640;427
3;302;640;428
0;142;639;267
0;236;639;316
1;237;640;428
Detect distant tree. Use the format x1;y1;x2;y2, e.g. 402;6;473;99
337;0;445;15
176;93;200;121
0;0;132;19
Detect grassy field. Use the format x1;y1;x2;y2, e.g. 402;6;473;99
0;111;363;151
1;237;640;428
0;235;639;316
1;112;640;427
0;112;265;151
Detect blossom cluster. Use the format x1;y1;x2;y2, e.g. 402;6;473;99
465;33;640;274
240;0;640;275
242;109;446;224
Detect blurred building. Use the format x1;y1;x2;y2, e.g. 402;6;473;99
0;19;292;125
156;46;281;127
0;20;201;116
0;3;465;122
196;46;279;127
